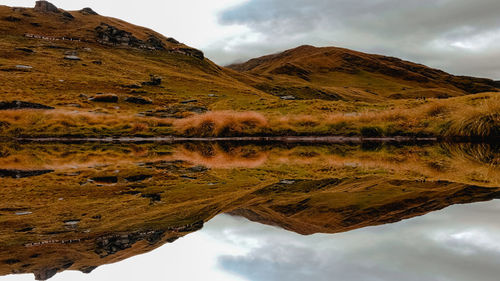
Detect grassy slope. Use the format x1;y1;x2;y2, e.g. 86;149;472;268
0;142;499;277
227;45;500;101
0;5;498;139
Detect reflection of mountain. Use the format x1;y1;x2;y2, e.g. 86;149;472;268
0;142;499;279
230;178;500;235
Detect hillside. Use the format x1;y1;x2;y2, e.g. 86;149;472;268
228;45;500;101
0;2;271;117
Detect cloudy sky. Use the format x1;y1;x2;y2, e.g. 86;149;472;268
2;0;500;78
3;200;500;281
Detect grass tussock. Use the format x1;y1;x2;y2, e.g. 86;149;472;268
446;96;500;138
173;111;268;137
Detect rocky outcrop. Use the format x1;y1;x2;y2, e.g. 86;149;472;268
79;8;98;15
0;101;54;110
95;23;165;50
33;1;59;13
34;268;59;281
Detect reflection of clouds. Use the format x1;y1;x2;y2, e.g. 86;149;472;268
205;200;500;281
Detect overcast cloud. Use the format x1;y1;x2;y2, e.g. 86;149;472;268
209;0;500;79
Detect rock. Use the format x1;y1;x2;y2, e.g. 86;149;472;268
89;94;118;103
95;24;164;50
280;95;296;100
0;101;54;110
90;176;118;184
3;16;21;22
79;266;98;274
64;55;81;61
34;268;59;281
141;75;162;86
16;48;34;53
125;96;152;105
180;99;198;104
33;1;60;13
92;60;102;65
166;37;180;44
0;169;54;178
146;36;166;50
63;220;80;226
15;65;33;69
125;175;152;182
176;48;204;60
62;11;74;20
142;193;161;203
79;7;98;15
187;166;208;173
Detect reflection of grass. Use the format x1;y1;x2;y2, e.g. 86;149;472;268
1;142;498;186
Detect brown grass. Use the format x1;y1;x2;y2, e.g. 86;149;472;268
173;111;268;137
446;95;500;138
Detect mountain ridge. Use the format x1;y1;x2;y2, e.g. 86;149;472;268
227;44;500;100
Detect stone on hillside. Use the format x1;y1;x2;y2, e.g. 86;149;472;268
64;55;81;61
16;48;34;53
89;94;118;103
62;11;74;20
180;99;197;104
125;96;153;105
34;1;60;13
142;75;162;86
79;7;98;15
280;95;296;100
166;37;180;44
15;65;33;69
3;16;21;22
0;100;54;110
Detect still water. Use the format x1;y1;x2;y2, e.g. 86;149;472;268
0;142;499;280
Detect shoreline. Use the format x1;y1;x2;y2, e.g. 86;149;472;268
11;136;440;143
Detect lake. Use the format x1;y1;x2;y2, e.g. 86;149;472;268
0;141;499;280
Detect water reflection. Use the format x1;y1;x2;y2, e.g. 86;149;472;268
0;142;498;280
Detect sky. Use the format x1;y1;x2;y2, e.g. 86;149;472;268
1;0;499;79
2;200;500;281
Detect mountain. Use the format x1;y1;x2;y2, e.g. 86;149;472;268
227;45;500;101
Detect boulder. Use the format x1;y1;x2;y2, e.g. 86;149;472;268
62;11;74;20
142;74;162;86
125;96;152;105
79;7;98;15
33;1;60;13
64;55;81;61
0;100;54;110
89;94;118;103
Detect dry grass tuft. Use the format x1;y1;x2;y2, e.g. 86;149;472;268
446;95;500;138
173;111;268;137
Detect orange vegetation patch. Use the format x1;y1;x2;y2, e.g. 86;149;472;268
173;111;268;137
